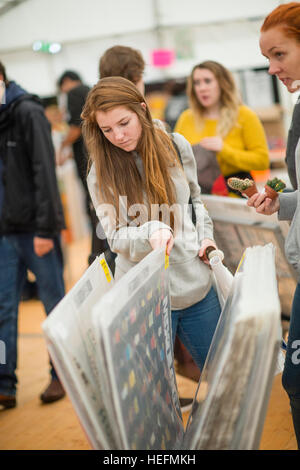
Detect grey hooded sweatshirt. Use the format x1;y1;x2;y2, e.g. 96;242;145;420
87;132;214;310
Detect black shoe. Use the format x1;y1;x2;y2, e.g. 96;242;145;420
0;394;17;410
179;397;193;413
21;279;38;301
40;379;65;404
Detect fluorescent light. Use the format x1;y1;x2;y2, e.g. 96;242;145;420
32;40;42;52
49;42;62;54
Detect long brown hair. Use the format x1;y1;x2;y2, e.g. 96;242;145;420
261;2;300;42
81;77;180;226
187;60;241;137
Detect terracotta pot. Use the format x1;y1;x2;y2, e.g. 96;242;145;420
264;184;278;200
242;183;258;198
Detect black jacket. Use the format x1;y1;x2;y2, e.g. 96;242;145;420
0;83;65;237
285;95;300;190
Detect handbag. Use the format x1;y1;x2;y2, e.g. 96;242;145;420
191;143;222;194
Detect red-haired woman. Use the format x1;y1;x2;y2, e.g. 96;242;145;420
248;2;300;448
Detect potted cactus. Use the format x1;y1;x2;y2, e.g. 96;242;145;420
227;177;258;197
264;177;286;200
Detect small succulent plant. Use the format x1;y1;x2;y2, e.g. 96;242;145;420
266;177;286;192
227;177;255;192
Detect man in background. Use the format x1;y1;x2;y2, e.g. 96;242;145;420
99;45;145;94
57;71;109;266
0;61;65;408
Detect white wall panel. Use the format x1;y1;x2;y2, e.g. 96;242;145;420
1;30;160;96
2;25;268;98
0;0;155;52
157;0;281;26
0;49;58;96
0;0;282;53
0;0;285;97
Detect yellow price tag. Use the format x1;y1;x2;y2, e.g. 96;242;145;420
100;258;112;283
236;251;246;274
165;252;169;270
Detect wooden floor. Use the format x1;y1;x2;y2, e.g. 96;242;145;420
0;236;297;450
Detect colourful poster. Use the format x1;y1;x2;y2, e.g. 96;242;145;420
96;249;183;450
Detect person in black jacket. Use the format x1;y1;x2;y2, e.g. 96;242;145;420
57;71;112;268
285;95;300;190
0;62;66;408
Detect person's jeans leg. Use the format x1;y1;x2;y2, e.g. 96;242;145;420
282;283;300;449
172;287;221;371
19;234;65;381
171;309;180;348
0;236;26;396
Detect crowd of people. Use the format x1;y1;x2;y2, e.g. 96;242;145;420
0;1;299;449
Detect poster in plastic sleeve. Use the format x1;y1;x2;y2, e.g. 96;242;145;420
201;194;297;319
42;254;120;449
93;248;184;450
184;244;281;450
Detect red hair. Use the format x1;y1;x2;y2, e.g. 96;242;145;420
261;2;300;43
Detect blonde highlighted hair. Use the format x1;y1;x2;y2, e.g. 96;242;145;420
81;77;180;227
187;60;241;137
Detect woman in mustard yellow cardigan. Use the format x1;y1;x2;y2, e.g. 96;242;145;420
174;61;270;196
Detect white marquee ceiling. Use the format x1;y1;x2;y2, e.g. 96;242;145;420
0;0;27;16
0;0;283;97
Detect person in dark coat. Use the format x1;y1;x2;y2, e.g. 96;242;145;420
0;61;66;408
285;96;300;190
57;71;111;268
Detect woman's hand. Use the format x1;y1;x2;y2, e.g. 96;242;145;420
199;238;217;265
247;192;280;215
199;137;223;152
33;237;54;257
149;229;174;256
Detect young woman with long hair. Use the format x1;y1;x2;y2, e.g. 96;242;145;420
82;76;222;376
248;2;300;449
174;60;269;195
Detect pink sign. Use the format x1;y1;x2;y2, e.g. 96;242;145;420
151;49;175;68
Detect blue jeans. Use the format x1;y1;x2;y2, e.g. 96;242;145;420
171;287;221;371
282;283;300;449
0;234;65;397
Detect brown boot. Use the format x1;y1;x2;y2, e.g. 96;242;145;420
40;378;65;404
0;394;16;410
